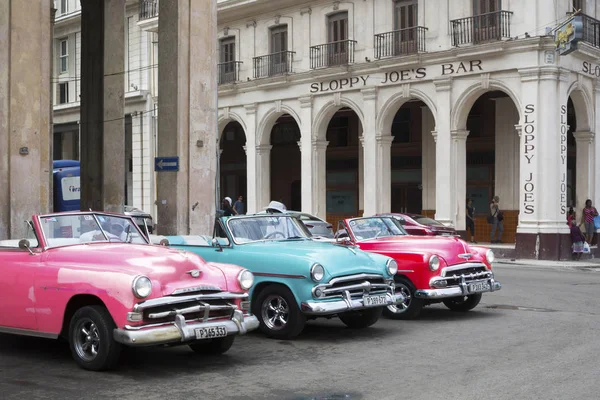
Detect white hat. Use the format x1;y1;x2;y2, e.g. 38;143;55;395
264;200;286;213
225;197;232;205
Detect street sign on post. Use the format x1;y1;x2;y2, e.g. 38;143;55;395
154;156;179;171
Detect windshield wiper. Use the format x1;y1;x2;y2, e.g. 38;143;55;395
285;236;305;240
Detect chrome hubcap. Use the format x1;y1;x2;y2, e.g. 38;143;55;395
261;295;289;330
388;284;411;314
74;318;100;362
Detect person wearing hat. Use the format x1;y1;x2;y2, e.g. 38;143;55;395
222;197;237;216
264;200;287;214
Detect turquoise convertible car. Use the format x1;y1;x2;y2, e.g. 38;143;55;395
152;214;403;339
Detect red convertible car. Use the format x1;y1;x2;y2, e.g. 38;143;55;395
0;211;258;371
337;216;501;319
377;213;458;236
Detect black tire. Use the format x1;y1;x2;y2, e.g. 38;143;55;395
68;305;122;371
252;284;306;339
338;307;382;329
382;278;424;320
189;335;235;355
443;293;482;312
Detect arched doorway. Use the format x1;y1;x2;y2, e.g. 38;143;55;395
465;90;519;243
219;121;246;207
325;107;362;223
270;114;301;211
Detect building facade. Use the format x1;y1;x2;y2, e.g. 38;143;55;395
53;0;600;259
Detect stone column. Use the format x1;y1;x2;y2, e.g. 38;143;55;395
451;130;468;231
433;78;453;226
573;131;594;212
361;88;378;216
156;0;217;235
80;0;125;213
493;97;520;210
0;0;53;239
299;97;314;214
421;106;436;212
312;140;328;219
376;135;394;213
243;104;258;214
255;145;272;211
594;82;600;205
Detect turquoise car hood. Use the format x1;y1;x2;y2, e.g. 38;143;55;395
233;239;390;279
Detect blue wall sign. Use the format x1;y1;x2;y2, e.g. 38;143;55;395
555;15;583;56
155;156;179;171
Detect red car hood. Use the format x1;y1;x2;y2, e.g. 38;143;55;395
357;235;483;266
46;243;229;295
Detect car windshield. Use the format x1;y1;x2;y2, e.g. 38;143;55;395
412;216;444;226
347;217;407;241
38;213;148;247
226;215;310;244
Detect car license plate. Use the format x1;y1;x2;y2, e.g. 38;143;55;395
363;294;388;306
468;281;490;293
195;326;227;340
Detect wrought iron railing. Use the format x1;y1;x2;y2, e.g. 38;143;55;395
310;40;357;69
253;51;295;78
218;61;242;85
139;0;158;20
451;10;513;46
374;26;428;59
581;13;600;48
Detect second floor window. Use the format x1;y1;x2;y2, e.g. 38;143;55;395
58;82;69;104
394;0;417;30
219;37;237;84
60;0;68;15
59;39;68;73
220;37;235;64
572;0;584;12
328;12;348;43
271;25;288;54
473;0;501;16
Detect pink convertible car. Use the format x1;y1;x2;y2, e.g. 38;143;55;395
0;211;258;371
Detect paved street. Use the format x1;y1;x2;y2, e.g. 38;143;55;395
1;262;600;400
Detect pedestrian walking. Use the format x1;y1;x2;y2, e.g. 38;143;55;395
233;196;245;215
570;222;586;260
466;198;476;243
489;195;504;243
582;199;598;245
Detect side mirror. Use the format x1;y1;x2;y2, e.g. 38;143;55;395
19;239;34;255
159;238;169;246
212;238;223;252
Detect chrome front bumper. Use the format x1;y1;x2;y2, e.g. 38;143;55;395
113;310;259;346
415;279;502;300
300;292;404;315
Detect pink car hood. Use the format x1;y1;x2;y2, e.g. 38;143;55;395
44;243;229;296
358;235;484;266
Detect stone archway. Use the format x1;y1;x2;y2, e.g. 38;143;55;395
218;121;247;212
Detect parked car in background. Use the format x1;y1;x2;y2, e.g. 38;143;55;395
152;214;402;339
0;211;258;371
257;210;334;238
337;216;501;320
378;213;458;236
124;205;154;237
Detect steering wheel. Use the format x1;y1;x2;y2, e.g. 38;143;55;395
264;231;286;239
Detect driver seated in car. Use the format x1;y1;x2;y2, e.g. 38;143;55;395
79;221;122;242
263;201;288;239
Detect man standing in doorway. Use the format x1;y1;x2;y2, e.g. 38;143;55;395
490;195;504;243
233;196;245;215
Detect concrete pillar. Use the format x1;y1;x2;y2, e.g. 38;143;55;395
244;104;258;214
573;131;594;212
299;97;314;214
433;78;453;226
358;132;364;213
362;88;378;216
494;97;520;210
376;135;394;214
0;0;53;239
451;130;468;231
594;83;600;205
80;0;125;213
156;0;217;235
313;140;328;220
255;145;272;211
421;106;436;211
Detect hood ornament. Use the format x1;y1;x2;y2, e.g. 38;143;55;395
458;253;472;260
186;269;202;278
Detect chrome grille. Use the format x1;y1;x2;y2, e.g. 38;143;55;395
440;263;492;285
313;273;391;299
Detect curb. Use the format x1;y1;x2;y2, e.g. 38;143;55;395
495;258;600;269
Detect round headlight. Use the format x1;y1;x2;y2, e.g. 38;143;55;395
310;263;325;282
132;275;152;299
486;249;495;264
429;255;440;272
238;269;254;290
386;259;398;276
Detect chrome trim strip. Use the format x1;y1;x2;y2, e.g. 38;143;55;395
397;270;414;273
440;262;487;277
322;282;389;294
133;292;248;312
0;326;58;339
301;293;404;315
147;303;236;319
326;273;386;285
415;280;502;299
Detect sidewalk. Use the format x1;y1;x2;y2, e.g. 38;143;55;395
495;257;600;269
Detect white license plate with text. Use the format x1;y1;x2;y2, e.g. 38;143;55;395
468;281;490;293
363;294;388;306
195;326;227;340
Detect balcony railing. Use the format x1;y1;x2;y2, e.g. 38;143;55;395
581;13;600;48
253;51;295;78
451;10;513;46
374;27;428;59
218;61;242;85
139;0;158;21
310;40;357;69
